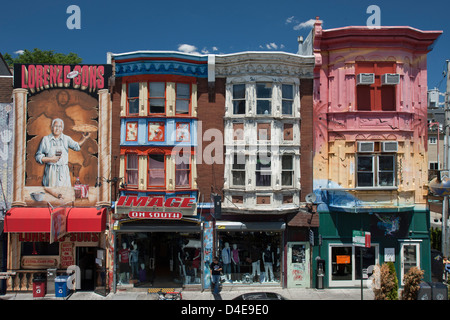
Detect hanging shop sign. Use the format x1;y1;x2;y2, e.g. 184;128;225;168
352;230;371;248
116;195;197;216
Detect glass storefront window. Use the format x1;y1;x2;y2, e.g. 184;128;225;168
217;231;281;285
116;232;201;287
331;246;352;281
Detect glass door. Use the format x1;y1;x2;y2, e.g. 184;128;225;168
400;242;420;286
94;248;109;296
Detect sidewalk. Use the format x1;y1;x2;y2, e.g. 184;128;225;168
0;286;375;300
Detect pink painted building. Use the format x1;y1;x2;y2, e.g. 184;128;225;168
310;19;442;287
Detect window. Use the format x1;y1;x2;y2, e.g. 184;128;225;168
282;84;293;115
176;122;190;142
232;153;245;186
256;83;272;115
126;154;139;187
356;62;396;111
256;153;271;186
281;155;293;186
429;137;437;144
176;83;190;115
232;84;245;114
149;82;165;114
357;154;395;187
127;82;139;114
127;82;139;115
175;152;190;188
429;162;439;170
22;242;59;256
148;154;165;187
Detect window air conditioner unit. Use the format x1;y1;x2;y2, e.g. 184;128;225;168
381;73;400;85
381;141;398;152
357;141;374;152
356;73;375;85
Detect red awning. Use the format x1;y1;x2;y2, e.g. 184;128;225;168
4;207;107;233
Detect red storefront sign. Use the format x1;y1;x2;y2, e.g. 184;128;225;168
128;211;182;220
117;196;195;208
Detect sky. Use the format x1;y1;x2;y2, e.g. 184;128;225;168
1;0;449;94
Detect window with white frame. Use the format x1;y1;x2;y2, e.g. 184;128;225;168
429;137;437;144
232;84;246;114
256;83;272;115
357;154;395;187
231;153;245;186
282;84;294;115
256;152;271;186
281;155;294;186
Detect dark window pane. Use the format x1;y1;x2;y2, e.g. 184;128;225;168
233;100;245;114
357;173;373;187
282;101;292;115
128;82;139;97
233;84;245;99
256;83;272;98
257;100;271;114
282;84;293;99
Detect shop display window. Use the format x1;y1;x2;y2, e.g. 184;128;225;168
115;232;201;287
217;231;282;285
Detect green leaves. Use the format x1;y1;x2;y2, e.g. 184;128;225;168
3;48;82;66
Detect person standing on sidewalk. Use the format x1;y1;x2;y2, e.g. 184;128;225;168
210;257;222;294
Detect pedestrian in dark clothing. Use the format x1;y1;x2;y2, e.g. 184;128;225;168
210;257;222;294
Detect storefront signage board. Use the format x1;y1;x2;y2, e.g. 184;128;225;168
128;211;182;219
352;230;371;248
116;195;197;216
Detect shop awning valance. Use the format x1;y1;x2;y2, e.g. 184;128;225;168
4;207;107;233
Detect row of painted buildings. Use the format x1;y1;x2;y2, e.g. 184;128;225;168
0;20;443;294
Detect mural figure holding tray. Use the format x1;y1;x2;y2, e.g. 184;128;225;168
35;118;91;187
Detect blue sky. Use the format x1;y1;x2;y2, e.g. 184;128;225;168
1;0;448;93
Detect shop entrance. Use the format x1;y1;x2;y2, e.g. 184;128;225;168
116;232;201;288
76;247;96;291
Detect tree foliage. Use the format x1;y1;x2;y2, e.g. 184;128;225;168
401;266;424;300
373;262;399;300
3;48;82;66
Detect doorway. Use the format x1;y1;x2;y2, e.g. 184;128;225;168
76;247;96;291
400;242;420;286
287;242;310;288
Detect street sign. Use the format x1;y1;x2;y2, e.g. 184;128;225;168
352;230;371;248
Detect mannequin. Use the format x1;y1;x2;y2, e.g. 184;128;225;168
118;242;130;284
139;263;146;283
231;244;240;281
221;242;232;281
250;245;261;282
262;244;275;282
191;245;201;279
178;244;187;281
129;241;139;280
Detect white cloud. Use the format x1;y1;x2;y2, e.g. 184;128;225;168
177;44;199;54
261;43;284;50
285;16;296;24
212;46;219;52
293;18;317;30
14;50;24;55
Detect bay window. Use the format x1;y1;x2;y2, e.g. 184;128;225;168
232;84;246;114
148;154;165;187
256;82;272;115
176;83;190;115
281;155;294;186
256;153;271;186
175;152;190;188
282;84;293;115
231;153;245;186
149;82;165;114
127;82;139;115
126;153;139;187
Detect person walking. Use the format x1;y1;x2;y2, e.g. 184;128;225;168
210;257;222;295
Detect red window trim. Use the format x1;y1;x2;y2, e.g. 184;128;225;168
175;151;191;189
175;83;191;116
148;121;165;142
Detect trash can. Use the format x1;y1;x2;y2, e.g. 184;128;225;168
32;275;46;298
417;282;432;300
429;282;448;300
55;276;69;298
316;259;325;289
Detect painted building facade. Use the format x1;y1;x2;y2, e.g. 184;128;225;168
311;19;442;287
4;63;113;294
109;51;207;290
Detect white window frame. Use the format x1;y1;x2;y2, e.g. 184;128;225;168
232;84;246;115
231;153;246;187
356;154;396;188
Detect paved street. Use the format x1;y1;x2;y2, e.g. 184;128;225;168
0;286;374;300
